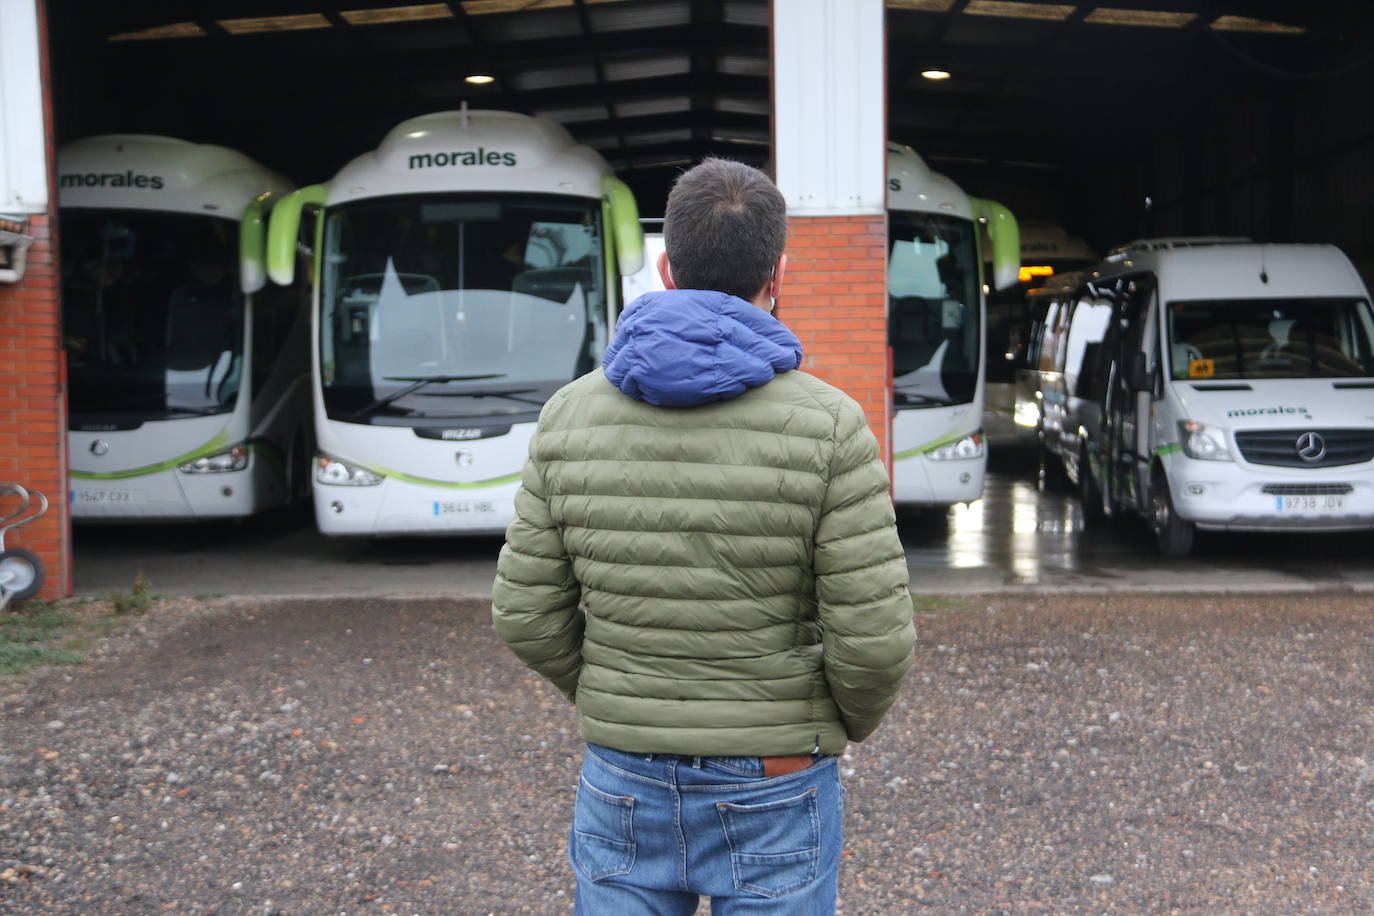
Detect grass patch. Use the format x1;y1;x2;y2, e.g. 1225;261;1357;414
111;570;152;616
0;645;86;675
1;576;149;676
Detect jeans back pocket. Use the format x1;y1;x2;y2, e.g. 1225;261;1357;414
572;776;636;881
715;786;820;898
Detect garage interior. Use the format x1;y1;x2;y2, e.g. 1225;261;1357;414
46;0;1374;279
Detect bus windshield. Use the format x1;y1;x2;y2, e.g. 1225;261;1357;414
888;211;980;406
1167;298;1374;380
61;210;243;425
320;194;606;423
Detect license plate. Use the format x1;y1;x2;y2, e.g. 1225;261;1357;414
432;499;495;516
1276;495;1343;512
72;489;144;505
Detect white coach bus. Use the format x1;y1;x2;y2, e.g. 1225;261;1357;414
266;109;643;535
887;142;1020;506
60;135;311;520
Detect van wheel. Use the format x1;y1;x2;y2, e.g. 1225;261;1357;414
1077;445;1104;525
1151;470;1196;557
1037;439;1066;491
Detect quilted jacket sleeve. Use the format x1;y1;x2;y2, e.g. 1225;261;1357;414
814;401;916;742
491;439;584;702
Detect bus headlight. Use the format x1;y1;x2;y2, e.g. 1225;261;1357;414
316;454;383;486
1178;420;1232;461
927;431;985;461
179;444;249;474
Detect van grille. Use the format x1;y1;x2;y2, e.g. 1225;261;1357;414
1235;429;1374;468
1261;484;1354;496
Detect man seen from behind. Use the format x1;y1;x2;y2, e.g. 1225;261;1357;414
492;158;916;914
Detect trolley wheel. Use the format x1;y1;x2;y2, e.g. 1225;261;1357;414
0;548;45;601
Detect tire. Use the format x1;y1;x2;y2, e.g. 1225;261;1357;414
1077;445;1105;525
1151;471;1196;558
0;547;45;601
1038;446;1066;491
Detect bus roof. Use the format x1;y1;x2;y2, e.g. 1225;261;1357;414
326;109;613;207
886;142;972;220
57;134;292;219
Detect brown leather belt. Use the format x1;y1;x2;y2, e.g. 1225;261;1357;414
760;754;814;777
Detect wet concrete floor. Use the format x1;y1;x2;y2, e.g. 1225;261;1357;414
70;447;1374;598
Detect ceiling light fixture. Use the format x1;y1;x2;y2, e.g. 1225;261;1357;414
465;74;497;85
921;69;952;80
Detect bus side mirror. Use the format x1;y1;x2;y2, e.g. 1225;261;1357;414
266;184;328;286
603;176;644;276
1126;350;1155;393
974;197;1020;291
240;197;270;293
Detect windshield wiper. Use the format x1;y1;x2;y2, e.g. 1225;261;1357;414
894;391;955;407
345;374;505;421
424;387;546;408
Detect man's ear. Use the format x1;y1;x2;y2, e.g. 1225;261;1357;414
769;253;787;299
657;251;677;290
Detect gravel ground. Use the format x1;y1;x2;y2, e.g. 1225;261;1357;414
2;591;1373;915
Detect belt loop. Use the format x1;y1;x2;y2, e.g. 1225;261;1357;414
692;756;703;769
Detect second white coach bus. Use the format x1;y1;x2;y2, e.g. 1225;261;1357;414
887;142;1020;506
266;109;643;535
60;135;311;520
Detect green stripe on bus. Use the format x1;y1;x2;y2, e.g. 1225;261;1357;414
893;429;967;461
1154;442;1182;457
369;462;522;490
70;430;233;480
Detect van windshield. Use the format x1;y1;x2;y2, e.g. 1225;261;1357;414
888;212;980;406
1167;298;1374;380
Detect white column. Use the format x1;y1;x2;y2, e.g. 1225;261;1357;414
772;0;886;216
0;0;48;217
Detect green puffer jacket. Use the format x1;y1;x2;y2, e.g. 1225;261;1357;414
492;290;915;756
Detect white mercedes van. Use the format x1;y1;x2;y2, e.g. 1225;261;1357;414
1062;238;1374;555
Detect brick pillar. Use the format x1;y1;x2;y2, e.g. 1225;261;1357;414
782;215;891;465
772;0;890;465
0;216;70;600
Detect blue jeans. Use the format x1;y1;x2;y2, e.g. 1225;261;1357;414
571;743;843;915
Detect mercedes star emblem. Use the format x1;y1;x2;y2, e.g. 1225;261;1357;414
1295;432;1326;463
454;448;475;468
90;439;110;457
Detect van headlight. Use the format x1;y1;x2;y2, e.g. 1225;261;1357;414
179;444;249;473
927;431;985;461
1178;420;1232;461
316;454;384;486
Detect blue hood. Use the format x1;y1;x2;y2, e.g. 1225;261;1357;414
602;289;804;407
